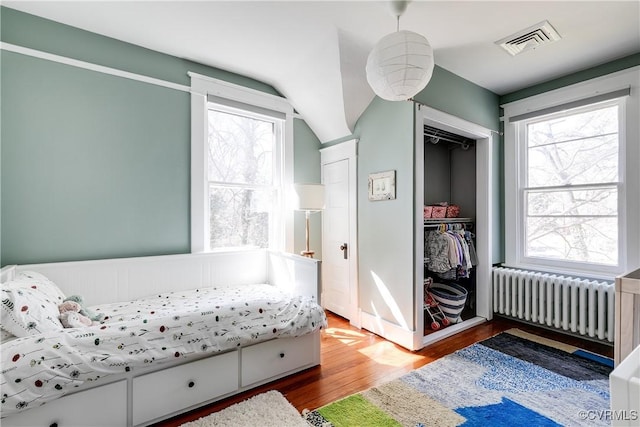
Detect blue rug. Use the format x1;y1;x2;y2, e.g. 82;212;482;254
304;329;613;426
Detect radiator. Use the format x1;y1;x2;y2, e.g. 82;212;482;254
492;267;615;342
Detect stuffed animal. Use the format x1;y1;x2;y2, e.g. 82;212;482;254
63;295;104;322
59;310;93;328
58;301;94;328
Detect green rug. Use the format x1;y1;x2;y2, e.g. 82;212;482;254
303;329;613;427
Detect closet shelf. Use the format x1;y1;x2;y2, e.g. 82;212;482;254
424;218;474;225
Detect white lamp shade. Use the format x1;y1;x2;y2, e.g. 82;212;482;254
366;30;435;101
292;184;325;211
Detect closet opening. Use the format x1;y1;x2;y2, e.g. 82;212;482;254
422;125;478;336
414;104;494;350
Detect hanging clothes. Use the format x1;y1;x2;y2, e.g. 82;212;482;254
425;230;452;273
424;224;476;280
465;231;478;266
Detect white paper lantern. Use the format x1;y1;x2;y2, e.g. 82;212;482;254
366;30;435;101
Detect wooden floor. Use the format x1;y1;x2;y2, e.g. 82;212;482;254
155;311;613;426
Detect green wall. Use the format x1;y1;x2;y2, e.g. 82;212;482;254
500;53;640;105
2;51;190;265
355;98;416;328
414;66;500;132
0;7;321;266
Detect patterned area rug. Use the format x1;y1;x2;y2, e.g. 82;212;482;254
304;329;614;427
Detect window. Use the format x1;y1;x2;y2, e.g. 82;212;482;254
207;105;281;250
189;73;294;253
503;68;639;279
521;101;620;266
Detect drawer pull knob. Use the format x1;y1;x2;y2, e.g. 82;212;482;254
279;352;285;358
188;381;195;388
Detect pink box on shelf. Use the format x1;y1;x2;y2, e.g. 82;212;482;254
431;206;447;218
446;205;460;218
423;206;433;219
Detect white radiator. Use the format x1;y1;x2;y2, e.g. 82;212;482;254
492;267;615;342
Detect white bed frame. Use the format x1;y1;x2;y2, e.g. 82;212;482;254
0;250;322;427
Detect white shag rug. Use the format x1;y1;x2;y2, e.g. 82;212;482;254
179;390;310;427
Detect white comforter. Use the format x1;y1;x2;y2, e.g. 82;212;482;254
0;284;326;417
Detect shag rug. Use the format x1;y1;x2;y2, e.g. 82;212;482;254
179;390;309;427
304;329;614;427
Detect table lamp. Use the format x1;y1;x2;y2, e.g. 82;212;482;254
293;184;325;258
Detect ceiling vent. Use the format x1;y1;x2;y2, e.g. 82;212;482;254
495;20;561;56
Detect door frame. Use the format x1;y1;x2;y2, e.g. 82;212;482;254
320;139;359;326
414;105;495;349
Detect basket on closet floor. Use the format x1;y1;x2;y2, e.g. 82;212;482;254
430;283;468;323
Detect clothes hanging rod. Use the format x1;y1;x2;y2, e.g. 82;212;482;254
424;124;475;150
425;132;472;148
424;222;474;231
424;218;475;230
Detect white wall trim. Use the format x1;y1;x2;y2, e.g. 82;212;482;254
190;91;209;253
501;66;640;114
1;42;190;92
416;104;495;139
360;310;416;350
188;72;292;115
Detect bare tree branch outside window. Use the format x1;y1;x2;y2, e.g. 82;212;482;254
207;109;275;250
524;104;619;265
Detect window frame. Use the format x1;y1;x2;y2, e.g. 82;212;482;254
189;72;294;254
519;99;623;272
503;67;640;280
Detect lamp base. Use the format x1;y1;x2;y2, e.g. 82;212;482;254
300;250;315;258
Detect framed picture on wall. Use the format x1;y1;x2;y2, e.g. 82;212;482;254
368;170;396;201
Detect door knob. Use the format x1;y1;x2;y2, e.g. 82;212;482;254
340;243;348;259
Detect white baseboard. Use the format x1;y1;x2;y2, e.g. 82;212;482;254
359;310;419;351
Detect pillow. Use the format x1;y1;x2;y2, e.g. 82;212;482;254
1;285;64;337
10;271;66;303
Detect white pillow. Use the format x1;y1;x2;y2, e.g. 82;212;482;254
1;285;64;337
10;271;66;303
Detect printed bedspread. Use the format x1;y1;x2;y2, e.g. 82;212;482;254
1;284;326;417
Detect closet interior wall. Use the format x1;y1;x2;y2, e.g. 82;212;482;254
423;137;476;214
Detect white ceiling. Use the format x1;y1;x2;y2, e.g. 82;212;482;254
5;1;640;142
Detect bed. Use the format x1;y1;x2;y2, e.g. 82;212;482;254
0;249;325;426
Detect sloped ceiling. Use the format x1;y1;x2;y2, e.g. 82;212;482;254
4;1;640;143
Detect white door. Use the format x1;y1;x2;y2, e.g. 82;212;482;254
320;140;358;323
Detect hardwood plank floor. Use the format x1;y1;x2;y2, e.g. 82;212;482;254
154;311;613;426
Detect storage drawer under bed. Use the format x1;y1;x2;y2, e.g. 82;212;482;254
132;350;238;425
1;380;127;427
241;333;317;387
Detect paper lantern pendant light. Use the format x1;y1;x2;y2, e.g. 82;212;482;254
366;1;434;101
366;30;434;101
